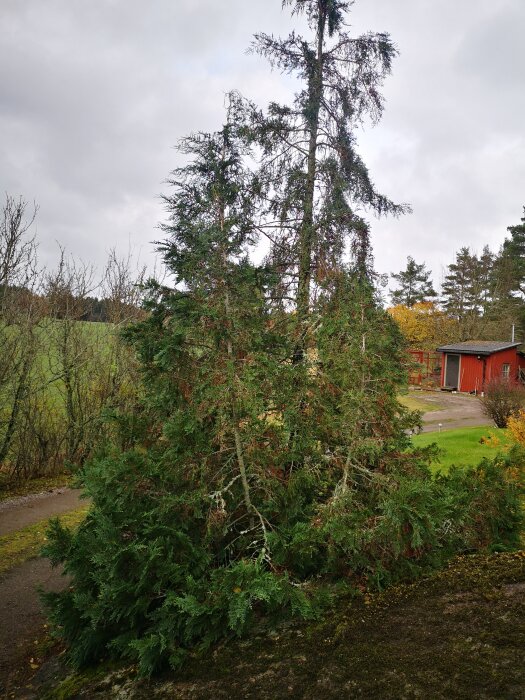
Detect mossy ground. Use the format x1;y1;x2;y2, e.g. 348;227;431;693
0;506;88;577
0;473;73;501
33;550;525;699
398;391;446;413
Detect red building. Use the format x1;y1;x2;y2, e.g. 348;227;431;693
436;341;525;393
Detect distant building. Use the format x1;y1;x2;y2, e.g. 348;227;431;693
436;341;525;393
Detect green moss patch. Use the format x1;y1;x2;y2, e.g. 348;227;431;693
0;473;73;501
398;391;446;413
0;506;88;577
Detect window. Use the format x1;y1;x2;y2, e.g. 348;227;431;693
502;364;510;379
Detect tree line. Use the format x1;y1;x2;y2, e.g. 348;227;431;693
389;208;525;345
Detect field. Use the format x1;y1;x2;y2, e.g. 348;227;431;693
411;426;513;472
0;318;120;489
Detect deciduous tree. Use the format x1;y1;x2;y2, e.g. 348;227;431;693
388;301;456;351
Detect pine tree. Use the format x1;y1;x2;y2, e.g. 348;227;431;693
441;247;494;339
477;245;495;313
488;208;525;339
502;206;525;297
390;256;436;307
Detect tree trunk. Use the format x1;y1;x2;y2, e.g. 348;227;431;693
294;4;326;361
216;135;253;516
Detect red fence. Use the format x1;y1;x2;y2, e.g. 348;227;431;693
408;350;441;387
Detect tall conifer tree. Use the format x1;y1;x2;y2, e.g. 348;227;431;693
252;0;410;346
390;256;436;307
501;207;525;297
42;4;523;678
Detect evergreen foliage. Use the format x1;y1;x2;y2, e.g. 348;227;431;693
250;0;410;334
441;247;495;340
390;256;436;307
501;206;525;298
42;1;524;678
488;207;525;339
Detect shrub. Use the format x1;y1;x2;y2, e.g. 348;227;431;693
42;446;524;676
507;409;525;447
480;378;525;428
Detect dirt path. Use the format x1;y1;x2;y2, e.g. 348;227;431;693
0;558;68;695
0;488;84;537
0;489;85;695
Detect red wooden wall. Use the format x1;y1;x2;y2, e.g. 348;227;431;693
440;348;523;393
457;354;483;393
486;347;520;386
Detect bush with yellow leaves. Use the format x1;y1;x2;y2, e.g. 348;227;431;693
507;409;525;447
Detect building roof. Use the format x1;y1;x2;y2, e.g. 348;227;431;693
436;341;520;356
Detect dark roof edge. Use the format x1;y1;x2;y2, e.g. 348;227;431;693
436;342;520;356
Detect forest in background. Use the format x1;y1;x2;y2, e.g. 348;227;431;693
388;208;525;349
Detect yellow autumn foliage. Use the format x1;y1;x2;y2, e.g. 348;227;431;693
507;409;525;447
387;302;456;351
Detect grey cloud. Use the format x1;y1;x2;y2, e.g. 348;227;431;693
0;0;523;291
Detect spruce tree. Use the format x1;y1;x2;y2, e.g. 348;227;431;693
477;245;495;313
390;256;436;307
502;206;525;296
489;208;525;339
251;0;410;346
441;247;493;339
250;0;411;465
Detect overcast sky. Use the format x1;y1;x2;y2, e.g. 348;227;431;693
1;0;524;294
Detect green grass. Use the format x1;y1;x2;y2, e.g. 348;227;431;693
0;506;88;576
1;318;114;415
411;426;513;473
33;319;113;408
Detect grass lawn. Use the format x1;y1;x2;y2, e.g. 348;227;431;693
411;426;513;473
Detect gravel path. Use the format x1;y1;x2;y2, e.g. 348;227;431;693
415;392;493;433
0;487;84;537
